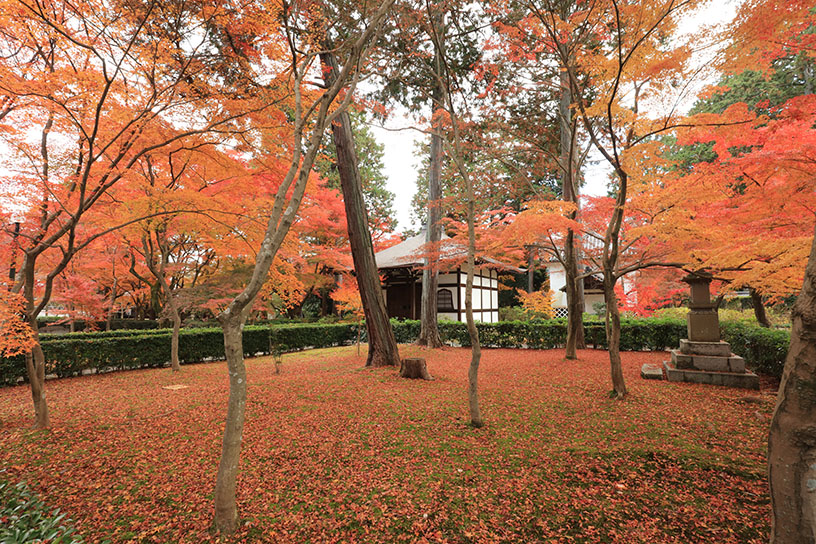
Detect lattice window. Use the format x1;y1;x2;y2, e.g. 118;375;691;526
437;289;455;311
554;307;569;318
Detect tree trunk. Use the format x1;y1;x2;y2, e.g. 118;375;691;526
564;231;586;358
559;45;585;358
465;199;483;428
603;269;627;399
213;320;247;535
25;332;49;429
417;42;444;349
750;287;771;328
321;51;400;368
399;357;433;380
8;221;20;284
22;260;49;429
768;227;816;543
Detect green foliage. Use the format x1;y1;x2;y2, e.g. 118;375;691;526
690;60;811;117
0;479;86;544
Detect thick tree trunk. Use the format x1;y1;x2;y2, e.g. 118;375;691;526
768;227;816;543
170;309;181;371
417;50;444;349
559;48;585;358
750;287;771;328
213;320;247;535
25;331;49;429
321;51;400;367
23;261;49;429
603;270;627;399
564;231;586;359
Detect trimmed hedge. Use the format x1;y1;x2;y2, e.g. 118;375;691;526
393;317;787;377
393;317;687;352
1;323;358;386
721;322;790;378
1;318;789;386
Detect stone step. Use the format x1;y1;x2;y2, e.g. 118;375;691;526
670;350;746;373
663;361;759;390
679;339;733;357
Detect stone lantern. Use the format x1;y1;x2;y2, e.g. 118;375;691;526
660;272;759;389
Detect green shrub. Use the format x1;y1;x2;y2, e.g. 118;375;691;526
0;479;86;543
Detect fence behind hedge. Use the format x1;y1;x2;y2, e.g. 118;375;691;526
1;318;789;386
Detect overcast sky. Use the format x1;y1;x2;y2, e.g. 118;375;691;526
370;1;738;233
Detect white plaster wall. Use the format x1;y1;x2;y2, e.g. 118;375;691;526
547;262;568;308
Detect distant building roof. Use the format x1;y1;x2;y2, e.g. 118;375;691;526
374;230;524;273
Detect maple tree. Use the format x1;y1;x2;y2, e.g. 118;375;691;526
703;1;816;540
209;0;397;534
521;0;714;399
0;0;282;428
0;291;34;358
518;288;555;318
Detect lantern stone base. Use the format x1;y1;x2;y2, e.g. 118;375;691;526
663;338;759;390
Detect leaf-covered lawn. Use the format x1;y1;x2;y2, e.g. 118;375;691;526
0;347;772;543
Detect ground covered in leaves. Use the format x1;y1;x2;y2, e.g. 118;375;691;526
0;347;773;543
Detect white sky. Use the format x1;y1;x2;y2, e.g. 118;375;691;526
371;0;739;233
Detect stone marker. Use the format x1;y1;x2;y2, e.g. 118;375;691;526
640;363;664;380
663;272;759;390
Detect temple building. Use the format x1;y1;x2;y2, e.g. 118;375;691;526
374;231;522;323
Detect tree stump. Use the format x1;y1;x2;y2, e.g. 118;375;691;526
399;357;433;380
